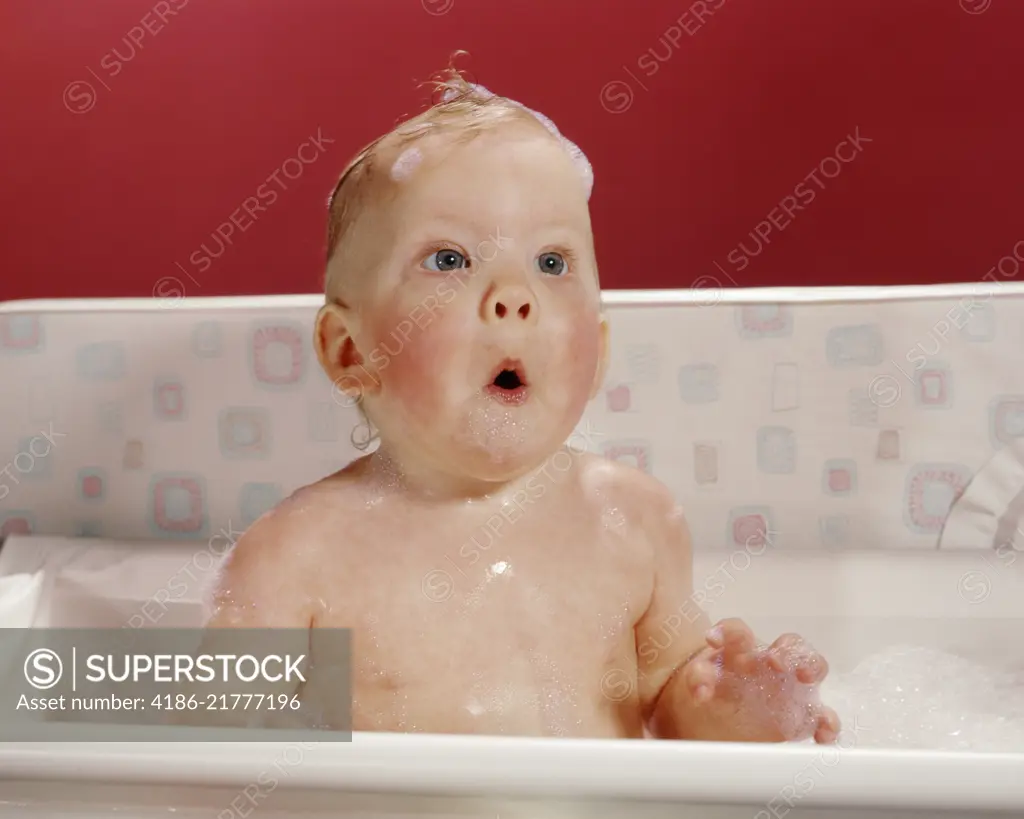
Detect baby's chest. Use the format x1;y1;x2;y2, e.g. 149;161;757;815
312;521;643;675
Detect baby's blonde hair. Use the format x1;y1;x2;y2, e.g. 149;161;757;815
323;54;546;299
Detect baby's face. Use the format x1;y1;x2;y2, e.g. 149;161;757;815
344;121;605;485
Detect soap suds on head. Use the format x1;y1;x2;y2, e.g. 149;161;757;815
390;147;423;182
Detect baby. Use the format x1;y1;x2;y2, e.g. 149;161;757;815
202;67;840;743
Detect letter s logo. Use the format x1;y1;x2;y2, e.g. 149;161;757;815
24;649;63;690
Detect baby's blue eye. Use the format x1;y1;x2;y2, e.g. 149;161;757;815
423;249;468;272
537;252;566;276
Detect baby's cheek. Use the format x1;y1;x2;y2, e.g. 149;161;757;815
557;312;602;402
369;308;465;420
383;339;441;414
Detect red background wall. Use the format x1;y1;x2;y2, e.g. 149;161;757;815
2;0;1022;302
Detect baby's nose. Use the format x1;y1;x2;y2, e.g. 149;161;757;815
482;284;538;325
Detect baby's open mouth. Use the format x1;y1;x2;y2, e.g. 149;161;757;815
486;359;529;405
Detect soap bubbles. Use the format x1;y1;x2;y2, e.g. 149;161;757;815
824;645;1024;751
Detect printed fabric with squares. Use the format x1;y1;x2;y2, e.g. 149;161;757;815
0;291;1017;551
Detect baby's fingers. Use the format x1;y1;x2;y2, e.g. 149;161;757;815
766;634;829;683
683;654;720;705
706;618;757;655
813;705;841;745
706;619;760;675
796;650;829;684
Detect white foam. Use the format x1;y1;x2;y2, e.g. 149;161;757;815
390;147;423;182
823;645;1024;751
456;402;530;454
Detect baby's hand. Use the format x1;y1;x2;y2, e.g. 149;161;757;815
682;618;840;744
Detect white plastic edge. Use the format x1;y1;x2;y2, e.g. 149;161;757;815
2;280;1023;314
1;733;1023;812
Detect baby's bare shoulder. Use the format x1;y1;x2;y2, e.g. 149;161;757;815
576;453;685;531
226;470;365;566
205;471;371;625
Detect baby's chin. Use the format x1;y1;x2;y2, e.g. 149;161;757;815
450;422;543;477
388;391;583;482
445;402;563;479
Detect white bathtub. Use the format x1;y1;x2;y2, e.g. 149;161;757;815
0;535;1022;819
4;283;1024;818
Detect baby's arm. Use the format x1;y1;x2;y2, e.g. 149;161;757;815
633;499;715;738
636;496;838;742
202;509;316;630
173;510;318;730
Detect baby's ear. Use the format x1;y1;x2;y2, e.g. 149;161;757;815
314;302;380;401
589;313;610;399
